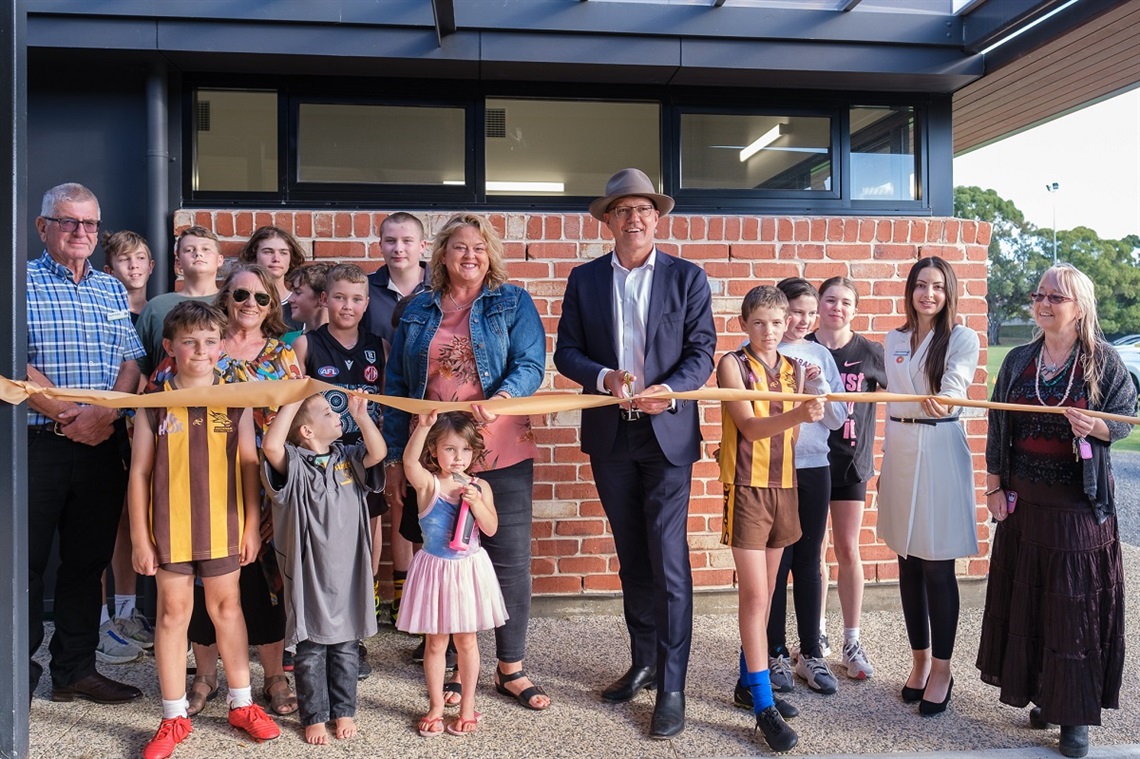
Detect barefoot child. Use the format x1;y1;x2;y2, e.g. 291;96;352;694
129;301;279;759
717;286;827;753
262;392;386;744
398;411;507;737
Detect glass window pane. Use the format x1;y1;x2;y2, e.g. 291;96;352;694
850;106;917;200
297;104;465;185
485;99;659;196
193;89;278;193
680;113;831;191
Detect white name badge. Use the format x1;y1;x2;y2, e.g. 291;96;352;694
107;310;130;321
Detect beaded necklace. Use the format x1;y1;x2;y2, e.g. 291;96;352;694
1035;344;1079;406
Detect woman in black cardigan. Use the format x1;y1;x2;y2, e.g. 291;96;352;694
977;264;1136;759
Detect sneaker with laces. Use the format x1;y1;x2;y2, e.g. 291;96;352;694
228;704;281;742
755;705;798;752
841;639;874;680
115;608;155;649
793;652;838;695
733;680;799;719
819;632;832;657
96;620;144;664
142;716;192;759
767;653;794;693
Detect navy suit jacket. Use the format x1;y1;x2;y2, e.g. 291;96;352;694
554;249;716;467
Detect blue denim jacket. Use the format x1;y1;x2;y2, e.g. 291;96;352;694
382;283;546;461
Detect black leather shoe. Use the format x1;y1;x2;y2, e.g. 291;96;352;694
755;704;799;752
918;677;953;715
51;672;142;704
733;679;798;719
650;691;685;739
1029;706;1053;729
901;680;927;704
1059;725;1089;758
601;665;656;703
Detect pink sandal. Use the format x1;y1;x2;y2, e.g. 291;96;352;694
445;711;482;736
417;715;444;737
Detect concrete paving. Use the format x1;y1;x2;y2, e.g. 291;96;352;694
29;547;1140;759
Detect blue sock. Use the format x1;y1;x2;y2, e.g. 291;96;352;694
743;668;775;713
739;649;748;683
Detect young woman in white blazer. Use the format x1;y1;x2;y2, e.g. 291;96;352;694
878;256;979;716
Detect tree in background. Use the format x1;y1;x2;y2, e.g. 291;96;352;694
1048;227;1140;336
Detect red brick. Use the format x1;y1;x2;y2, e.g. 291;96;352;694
526;242;577;259
893;220;910;242
777;218;794;242
803;262;850;281
214;212;234;238
544;216;563;239
555;519;605;537
690;217;707;239
749;262;801;280
294;213;312;238
558;556;608;574
581;537;616;554
531;557;557;576
724;217;739;240
943;219;960;243
910;219;928;242
850;262;897;280
564;215;581;239
810;218;827;242
534;576;582;594
919;244;965;262
194;211;212;229
313;213;334;238
693;568;735;587
526;216;543;240
273;213;294;234
220;241;244;259
353;213;371;238
876;561;899;581
533;539;580;557
876;219;893;241
531;522;552;539
873;244;918;261
730;243;776;260
584;574;623;592
704;261;752;279
827;218;844;241
503;242;526;260
508;261;553;279
313;240;366;259
825;244;869;260
254;212;273;229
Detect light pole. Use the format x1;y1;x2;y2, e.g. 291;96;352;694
1045;181;1060;264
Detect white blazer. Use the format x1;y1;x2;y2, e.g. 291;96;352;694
877;324;980;560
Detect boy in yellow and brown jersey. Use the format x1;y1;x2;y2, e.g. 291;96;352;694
128;301;280;759
715;286;827;753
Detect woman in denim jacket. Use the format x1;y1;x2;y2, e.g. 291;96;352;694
383;212;550;711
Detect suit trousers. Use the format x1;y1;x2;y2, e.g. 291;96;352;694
27;427;128;690
591;416;694;693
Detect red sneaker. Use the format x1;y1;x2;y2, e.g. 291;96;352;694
142;716;192;759
228;704;281;742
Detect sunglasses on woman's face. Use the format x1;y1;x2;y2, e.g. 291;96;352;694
232;288;271;307
1029;292;1073;305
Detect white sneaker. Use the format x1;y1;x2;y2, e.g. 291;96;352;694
819;631;832;657
841;638;874;680
115;609;154;649
96;620;144;664
793;651;838;695
768;653;795;693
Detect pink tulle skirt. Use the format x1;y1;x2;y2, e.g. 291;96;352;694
396;547;509;635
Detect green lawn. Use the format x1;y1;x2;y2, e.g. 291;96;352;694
987;339;1140;453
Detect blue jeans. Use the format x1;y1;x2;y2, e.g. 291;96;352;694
294;639;357;726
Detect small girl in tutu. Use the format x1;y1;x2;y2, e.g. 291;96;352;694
398;411;508;737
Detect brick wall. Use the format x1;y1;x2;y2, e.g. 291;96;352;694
175;208;994;599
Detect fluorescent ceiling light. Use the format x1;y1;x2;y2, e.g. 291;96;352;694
443;180;565;192
739;124;787;162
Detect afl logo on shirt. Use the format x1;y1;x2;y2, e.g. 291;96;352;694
364;365;379;383
364;350;377;364
318;365;340;378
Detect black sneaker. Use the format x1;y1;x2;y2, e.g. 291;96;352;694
357;641;371;681
445;640;458;672
755;705;799;752
733;680;798;719
412;636;426;663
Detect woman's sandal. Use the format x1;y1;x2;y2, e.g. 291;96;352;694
262;673;299;716
186;673;218;717
445;712;481;736
495;667;550;711
442;681;463;707
417;715;444;737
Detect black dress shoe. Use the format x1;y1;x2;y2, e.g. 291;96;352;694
1029;706;1053;729
919;677;953;715
601;665;657;703
51;672;142;704
732;679;798;719
650;691;685;739
901;680;927;704
1059;725;1089;758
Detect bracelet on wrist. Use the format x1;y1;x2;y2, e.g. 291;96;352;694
984;486;1002;497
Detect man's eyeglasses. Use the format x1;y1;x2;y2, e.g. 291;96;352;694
609;205;656;220
232;288;272;307
1029;292;1074;305
44;217;100;234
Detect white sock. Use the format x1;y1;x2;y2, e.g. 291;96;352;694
844;627;860;646
99;605;111;626
819;617;828;635
114;594;136;619
227;686;253;709
162;695;189;720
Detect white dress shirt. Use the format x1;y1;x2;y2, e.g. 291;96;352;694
596;249;656;395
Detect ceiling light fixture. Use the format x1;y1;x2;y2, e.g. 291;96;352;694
739;124;788;162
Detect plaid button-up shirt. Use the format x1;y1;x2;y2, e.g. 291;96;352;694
26;251;146;426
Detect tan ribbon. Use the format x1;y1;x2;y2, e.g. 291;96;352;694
3;375;1138;426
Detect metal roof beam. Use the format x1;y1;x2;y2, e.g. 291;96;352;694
841;0;864;10
962;0;1070;53
432;0;456;46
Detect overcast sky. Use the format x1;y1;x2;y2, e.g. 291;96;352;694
953;88;1140;242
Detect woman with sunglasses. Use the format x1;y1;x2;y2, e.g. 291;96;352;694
150;264;304;718
877;256;979;717
978;264;1135;759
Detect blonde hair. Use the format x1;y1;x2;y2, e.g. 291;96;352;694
428;213;509;294
1032;263;1106;405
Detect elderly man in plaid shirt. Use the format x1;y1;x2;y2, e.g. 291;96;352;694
24;183;147;706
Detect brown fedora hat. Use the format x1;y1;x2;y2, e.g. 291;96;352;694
589;168;675;222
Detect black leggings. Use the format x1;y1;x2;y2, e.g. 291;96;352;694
768;466;830;658
897;555;959;660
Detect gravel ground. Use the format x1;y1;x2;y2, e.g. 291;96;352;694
1112;451;1140;547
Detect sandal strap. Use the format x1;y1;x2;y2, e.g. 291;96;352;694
496;667;529;684
264;674;290;690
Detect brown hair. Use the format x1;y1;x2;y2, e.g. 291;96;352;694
428;213;509;294
902;256;959;394
177;225;219;249
286;262;330;295
325;263;368;288
162;300;227;341
239;226;307;277
286;393;328;446
420;412;486;473
102;230;151;261
214;264;288;339
818;276;859;306
380;212;426;240
740;285;788;322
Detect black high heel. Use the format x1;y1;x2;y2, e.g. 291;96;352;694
919;677;954;715
900;680;927;704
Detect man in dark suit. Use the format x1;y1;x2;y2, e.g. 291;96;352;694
554;168;716;739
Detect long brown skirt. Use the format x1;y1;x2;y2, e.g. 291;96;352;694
976;488;1125;726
